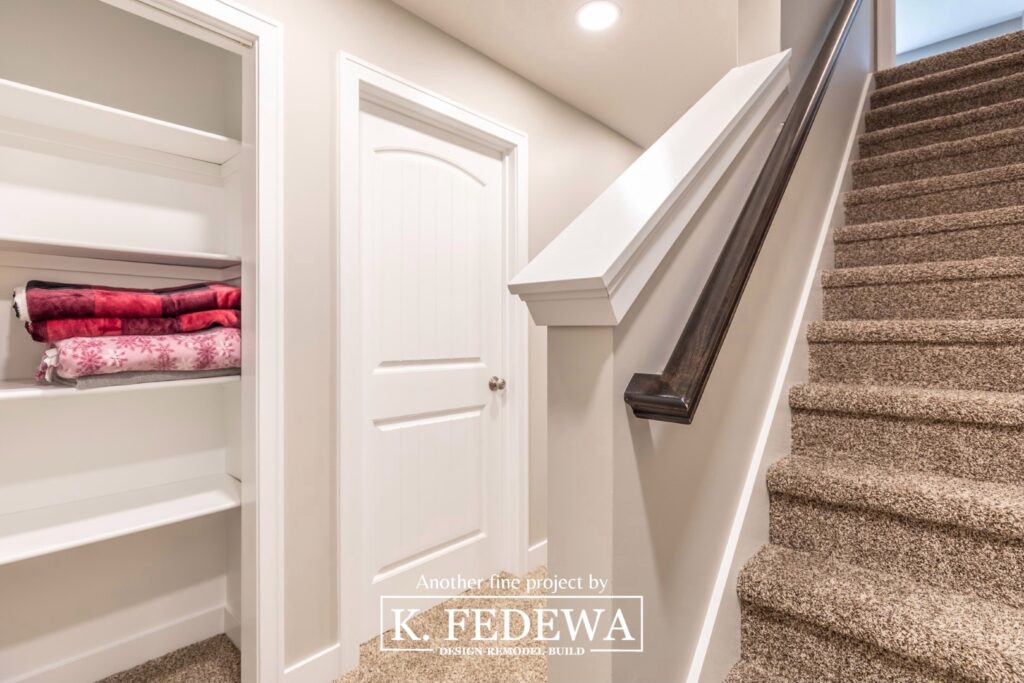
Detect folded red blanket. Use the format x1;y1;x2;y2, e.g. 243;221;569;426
26;309;241;343
12;280;240;323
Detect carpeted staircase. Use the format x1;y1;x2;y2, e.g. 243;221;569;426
726;31;1024;682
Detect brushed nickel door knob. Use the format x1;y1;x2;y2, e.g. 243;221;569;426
489;376;507;391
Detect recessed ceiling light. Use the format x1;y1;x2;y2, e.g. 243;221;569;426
576;1;620;31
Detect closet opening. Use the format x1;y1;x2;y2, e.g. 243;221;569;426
0;1;282;681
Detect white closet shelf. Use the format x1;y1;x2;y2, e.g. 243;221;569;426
0;474;240;567
0;77;242;165
0;375;239;402
0;235;241;268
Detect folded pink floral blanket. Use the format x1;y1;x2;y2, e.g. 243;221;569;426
37;327;241;381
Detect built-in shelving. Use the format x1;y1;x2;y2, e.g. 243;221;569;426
0;474;241;567
0;77;241;166
0;235;241;269
0;1;268;677
0;375;239;402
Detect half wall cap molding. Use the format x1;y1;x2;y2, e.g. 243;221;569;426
508;50;791;327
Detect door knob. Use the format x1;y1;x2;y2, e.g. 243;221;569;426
489;376;507;391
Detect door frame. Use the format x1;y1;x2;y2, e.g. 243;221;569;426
335;53;530;673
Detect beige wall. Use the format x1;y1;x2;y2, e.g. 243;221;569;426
738;0;844;91
235;0;641;665
698;4;875;678
782;0;845;84
737;0;782;64
609;97;789;683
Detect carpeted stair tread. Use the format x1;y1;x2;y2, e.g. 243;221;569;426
790;403;1024;485
771;495;1024;612
821;259;1024;322
833;206;1024;268
859;97;1024;159
768;455;1024;540
738;603;957;683
808;318;1024;344
865;71;1024;133
737;545;1024;683
872;49;1024;109
789;382;1024;427
822;255;1024;289
724;660;793;683
835;205;1024;244
851;126;1024;189
875;30;1024;89
844;162;1024;224
807;320;1024;392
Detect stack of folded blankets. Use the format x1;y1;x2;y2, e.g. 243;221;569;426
12;280;242;389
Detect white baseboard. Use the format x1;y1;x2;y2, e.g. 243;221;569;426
224;605;242;650
7;607;226;683
527;539;547;569
284;643;342;683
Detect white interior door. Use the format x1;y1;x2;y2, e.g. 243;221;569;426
358;102;508;639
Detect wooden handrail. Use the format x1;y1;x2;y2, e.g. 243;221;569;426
624;0;864;424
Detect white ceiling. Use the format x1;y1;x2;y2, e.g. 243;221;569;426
896;0;1024;53
390;0;739;147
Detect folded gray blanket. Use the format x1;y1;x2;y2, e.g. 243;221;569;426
52;367;240;390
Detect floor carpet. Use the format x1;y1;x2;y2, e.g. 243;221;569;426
98;635;240;683
726;28;1024;683
99;570;546;683
337;568;548;683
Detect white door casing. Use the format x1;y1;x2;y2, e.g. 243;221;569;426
337;55;529;668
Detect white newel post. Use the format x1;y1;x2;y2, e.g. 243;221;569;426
508;50;791;683
547;326;616;683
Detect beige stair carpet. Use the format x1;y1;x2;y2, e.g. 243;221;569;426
727;28;1024;683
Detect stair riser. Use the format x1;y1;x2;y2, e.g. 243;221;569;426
823;276;1024;320
845;176;1024;224
809;341;1024;392
770;494;1024;609
876;33;1024;89
861;108;1024;158
835;224;1024;268
791;410;1024;484
740;603;949;683
872;59;1024;109
853;141;1024;189
866;76;1024;133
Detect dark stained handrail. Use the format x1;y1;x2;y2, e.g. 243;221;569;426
624;0;864;424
